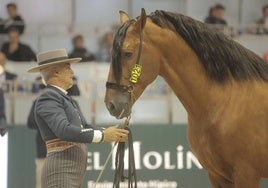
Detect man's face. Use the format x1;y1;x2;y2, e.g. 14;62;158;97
7;7;17;18
56;63;74;89
213;9;224;19
8;31;20;44
74;38;84;49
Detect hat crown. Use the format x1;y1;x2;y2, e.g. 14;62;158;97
37;49;68;65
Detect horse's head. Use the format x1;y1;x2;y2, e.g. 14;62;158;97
105;9;161;119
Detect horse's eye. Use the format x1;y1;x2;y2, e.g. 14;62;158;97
123;52;133;58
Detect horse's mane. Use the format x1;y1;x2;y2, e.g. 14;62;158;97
149;10;268;83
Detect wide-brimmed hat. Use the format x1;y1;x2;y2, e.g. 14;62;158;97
27;49;81;73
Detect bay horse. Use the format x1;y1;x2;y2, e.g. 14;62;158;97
104;9;268;188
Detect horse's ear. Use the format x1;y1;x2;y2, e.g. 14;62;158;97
119;10;130;24
134;8;147;33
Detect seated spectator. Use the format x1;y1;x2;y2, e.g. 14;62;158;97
256;5;268;24
32;76;80;96
0;3;25;34
97;32;114;62
69;34;95;62
1;27;36;62
255;5;268;34
0;60;7;136
204;4;227;25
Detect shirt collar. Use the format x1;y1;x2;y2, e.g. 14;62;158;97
50;84;68;95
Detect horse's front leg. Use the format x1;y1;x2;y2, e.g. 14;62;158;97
208;171;234;188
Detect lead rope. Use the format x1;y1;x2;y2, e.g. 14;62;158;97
93;116;133;188
113;126;137;188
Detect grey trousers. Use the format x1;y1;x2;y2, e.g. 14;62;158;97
41;143;88;188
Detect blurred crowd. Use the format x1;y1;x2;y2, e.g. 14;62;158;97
1;2;268;135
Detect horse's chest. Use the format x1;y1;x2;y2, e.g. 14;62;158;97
187;123;226;171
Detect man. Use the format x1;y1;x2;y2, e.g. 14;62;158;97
204;4;227;25
256;4;268;24
28;49;129;188
1;3;25;34
1;27;36;62
69;34;95;62
0;61;7;136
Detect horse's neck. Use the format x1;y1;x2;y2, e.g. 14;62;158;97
158;34;230;125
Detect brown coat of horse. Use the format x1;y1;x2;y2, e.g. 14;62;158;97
105;9;268;188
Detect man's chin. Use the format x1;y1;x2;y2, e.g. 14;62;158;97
66;83;73;90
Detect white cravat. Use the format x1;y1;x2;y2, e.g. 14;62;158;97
50;84;68;95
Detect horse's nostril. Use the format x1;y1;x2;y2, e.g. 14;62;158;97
107;102;115;111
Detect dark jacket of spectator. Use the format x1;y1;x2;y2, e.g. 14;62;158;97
69;48;95;62
1;42;36;61
5;70;17;80
0;70;7;136
204;16;227;25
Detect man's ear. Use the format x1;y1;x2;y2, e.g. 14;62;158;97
119;10;130;24
134;8;147;34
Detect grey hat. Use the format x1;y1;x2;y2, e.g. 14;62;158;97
28;49;81;73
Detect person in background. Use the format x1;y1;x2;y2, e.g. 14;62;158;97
69;34;95;62
1;27;36;62
97;32;114;62
255;5;268;33
256;4;268;24
0;58;7;136
1;3;25;34
204;4;227;25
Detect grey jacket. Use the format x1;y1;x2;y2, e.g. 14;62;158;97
35;85;99;143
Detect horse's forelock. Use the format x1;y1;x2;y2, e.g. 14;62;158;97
112;20;134;84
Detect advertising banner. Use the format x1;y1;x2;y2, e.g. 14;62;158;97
8;125;268;188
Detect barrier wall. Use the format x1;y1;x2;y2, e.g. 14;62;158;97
8;125;268;188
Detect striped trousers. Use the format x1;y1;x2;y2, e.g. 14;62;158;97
41;143;88;188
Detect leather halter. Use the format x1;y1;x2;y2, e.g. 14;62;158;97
106;26;144;93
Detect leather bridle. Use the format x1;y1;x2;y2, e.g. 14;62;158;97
106;26;144;98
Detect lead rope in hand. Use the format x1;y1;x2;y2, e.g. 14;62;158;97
93;116;134;188
113;127;137;188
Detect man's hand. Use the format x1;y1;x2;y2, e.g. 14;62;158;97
103;125;129;142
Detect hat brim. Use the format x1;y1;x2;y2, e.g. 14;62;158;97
27;58;82;73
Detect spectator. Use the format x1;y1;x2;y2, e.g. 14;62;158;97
0;58;7;136
256;4;268;24
204;4;227;25
97;32;114;62
255;5;268;34
69;34;95;62
1;27;36;62
1;3;25;34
